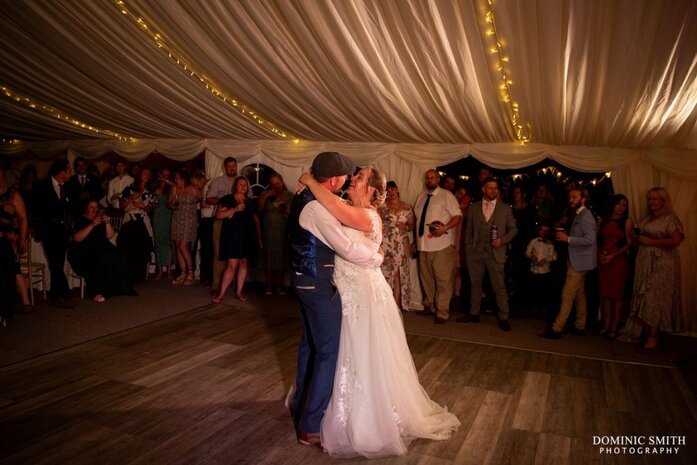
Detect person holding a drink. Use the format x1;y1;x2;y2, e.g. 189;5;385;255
539;186;597;339
68;200;135;302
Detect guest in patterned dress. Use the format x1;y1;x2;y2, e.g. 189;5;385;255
212;176;262;303
630;187;685;353
168;168;202;285
378;181;414;311
151;168;174;280
597;194;633;339
258;173;293;295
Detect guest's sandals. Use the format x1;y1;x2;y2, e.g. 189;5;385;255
172;270;187;285
183;271;196;286
93;294;106;303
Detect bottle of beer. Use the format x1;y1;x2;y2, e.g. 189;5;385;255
490;224;498;242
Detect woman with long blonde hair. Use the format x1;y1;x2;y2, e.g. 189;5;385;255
629;187;684;353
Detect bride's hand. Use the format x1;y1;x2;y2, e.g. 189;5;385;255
298;172;314;186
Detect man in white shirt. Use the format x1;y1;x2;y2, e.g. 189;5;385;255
413;169;462;324
107;160;134;210
204;157;237;291
288;152;383;447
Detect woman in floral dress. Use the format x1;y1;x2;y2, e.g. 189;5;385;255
630;187;684;353
168;168;202;285
378;181;414;311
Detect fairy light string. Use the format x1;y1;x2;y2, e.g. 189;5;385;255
483;0;531;145
1;84;135;141
113;0;299;142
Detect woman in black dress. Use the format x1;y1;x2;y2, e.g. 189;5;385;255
68;201;136;302
212;176;262;303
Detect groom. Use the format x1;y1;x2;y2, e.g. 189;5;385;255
288;152;384;447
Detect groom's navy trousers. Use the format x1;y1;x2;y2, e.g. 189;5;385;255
292;270;342;434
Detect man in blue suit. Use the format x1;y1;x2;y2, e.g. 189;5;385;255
539;186;597;339
288;152;384;447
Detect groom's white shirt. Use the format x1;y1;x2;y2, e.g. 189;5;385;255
300;200;383;268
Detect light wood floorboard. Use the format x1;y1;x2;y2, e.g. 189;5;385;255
1;304;694;465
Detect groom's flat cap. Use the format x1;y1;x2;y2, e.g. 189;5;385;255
311;152;355;178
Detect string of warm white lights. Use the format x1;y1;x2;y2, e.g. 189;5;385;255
1;84;135;141
483;0;531;145
438;167;612;187
113;0;298;142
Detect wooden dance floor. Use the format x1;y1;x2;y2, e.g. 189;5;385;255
1;303;694;465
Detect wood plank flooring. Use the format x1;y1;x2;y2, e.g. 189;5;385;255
1;303;694;465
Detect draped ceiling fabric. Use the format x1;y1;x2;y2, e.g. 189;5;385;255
1;0;696;331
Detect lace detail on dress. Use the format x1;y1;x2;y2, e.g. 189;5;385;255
335;209;384;325
392;406;404;436
336;357;362;428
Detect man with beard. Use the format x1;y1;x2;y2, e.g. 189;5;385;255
413;169;462;324
460;177;517;331
539;186;597;339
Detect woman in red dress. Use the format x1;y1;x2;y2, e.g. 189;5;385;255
597;194;633;339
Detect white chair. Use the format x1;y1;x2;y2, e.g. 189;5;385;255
19;235;47;306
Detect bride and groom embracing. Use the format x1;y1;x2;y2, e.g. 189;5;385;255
287;152;460;459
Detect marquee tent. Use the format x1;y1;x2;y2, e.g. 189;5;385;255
1;0;696;331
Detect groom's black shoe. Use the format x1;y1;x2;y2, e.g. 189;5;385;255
298;432;322;448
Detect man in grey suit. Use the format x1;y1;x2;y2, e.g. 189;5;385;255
539;186;597;339
459;178;517;331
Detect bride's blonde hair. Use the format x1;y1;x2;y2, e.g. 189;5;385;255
365;166;387;208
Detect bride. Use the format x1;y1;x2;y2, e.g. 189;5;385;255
298;167;460;458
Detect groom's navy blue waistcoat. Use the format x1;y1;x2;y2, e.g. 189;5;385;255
288;189;335;280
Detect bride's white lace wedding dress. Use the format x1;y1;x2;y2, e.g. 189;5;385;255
320;209;460;458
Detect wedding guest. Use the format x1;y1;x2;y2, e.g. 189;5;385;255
168;168;202;285
212;176;262;303
539;186;596;339
68;201;135;302
460;177;517;331
151;168;174;280
440;175;456;193
378;181;414;311
205;157;237;291
597;194;633;339
525;223;557;319
0;168;32;312
532;183;554;226
64;156;104;220
118;167;155;284
107;159;133;211
32;160;74;308
258;173;293;295
413;169;462;323
630;187;684;353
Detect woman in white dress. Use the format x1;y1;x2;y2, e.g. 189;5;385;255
299;167;460;459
